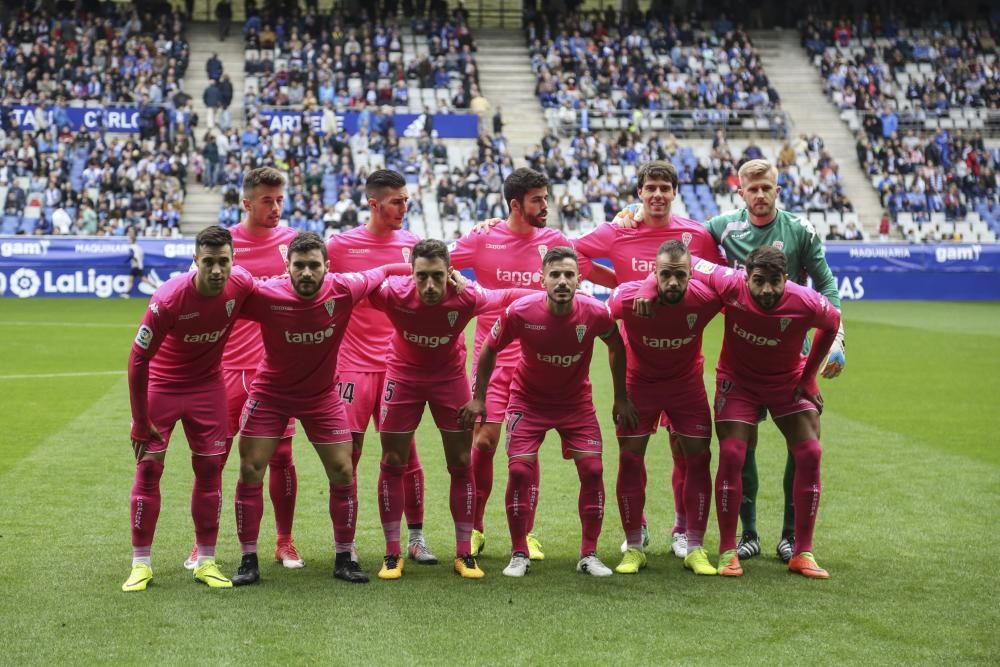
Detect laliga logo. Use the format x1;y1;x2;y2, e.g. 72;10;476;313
10;268;41;298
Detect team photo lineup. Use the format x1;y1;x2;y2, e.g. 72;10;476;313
124;157;847;591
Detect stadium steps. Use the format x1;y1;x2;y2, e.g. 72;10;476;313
180;184;225;236
751;30;884;238
474;29;547;168
185;22;246;133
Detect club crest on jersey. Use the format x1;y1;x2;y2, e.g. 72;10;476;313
575;324;587;343
402;247;411;263
686;313;698;330
772;240;784;251
447;310;458;327
779;317;791;332
225;299;236;317
324;299;335;316
682;232;692;246
537;244;548;259
278;244;289;261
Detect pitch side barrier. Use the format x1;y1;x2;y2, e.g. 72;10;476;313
1;237;998;300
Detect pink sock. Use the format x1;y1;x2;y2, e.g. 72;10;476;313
130;459;164;556
378;462;406;556
526;457;541;533
505;458;537;555
349;443;362;536
403;439;424;527
790;439;822;554
576;456;604;557
715;438;747;553
235;481;264;555
330;483;357;554
683;450;712;549
448;464;476;556
616;450;645;547
471;445;494;532
671;449;687;533
268;436;297;538
190;455;224;549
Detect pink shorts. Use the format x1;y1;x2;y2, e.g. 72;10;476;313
483;365;515;423
145;386;228;456
379;375;472;433
224;368;295;439
618;375;712;440
713;372;819;425
336;370;384;434
504;399;603;460
241;388;352;445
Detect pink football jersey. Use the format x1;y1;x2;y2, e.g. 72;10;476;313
327;226;421;373
489;292;616;407
449;221;591;368
222;224;298;371
608;278;723;383
240;267;390;398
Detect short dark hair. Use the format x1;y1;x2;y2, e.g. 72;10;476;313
242;167;286;198
746;246;788;276
288;231;328;260
636;161;679;191
503;167;549;209
657;239;690;261
541;245;578;269
411;238;450;266
365;168;406;199
194;225;233;254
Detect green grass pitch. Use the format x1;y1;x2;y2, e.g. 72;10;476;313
0;299;997;664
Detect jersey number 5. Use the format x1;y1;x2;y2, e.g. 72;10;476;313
383;380;397;402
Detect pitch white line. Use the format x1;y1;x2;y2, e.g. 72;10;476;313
0;370;125;380
0;321;134;329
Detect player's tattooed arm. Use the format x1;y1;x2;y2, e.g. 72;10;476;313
604;329;639;430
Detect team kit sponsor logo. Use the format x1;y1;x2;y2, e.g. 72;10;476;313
285;327;336;344
402;331;451;348
537;352;582;367
183;326;229;344
732;322;781;346
642;334;695;350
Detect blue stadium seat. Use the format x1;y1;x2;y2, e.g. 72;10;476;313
2;215;21;234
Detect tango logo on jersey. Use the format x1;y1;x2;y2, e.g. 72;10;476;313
732;322;780;347
537;352;582;368
772;240;784;251
686;313;698;330
447;311;458;327
496;268;542;286
183;326;229;344
694;259;717;274
135;325;154;349
324;299;335;316
537;244;548;259
225;299;235;317
682;232;692;246
779;317;791;332
403;331;451;348
285;327;335;344
278;244;289;261
575;325;587;343
631;257;655;273
642;335;694;349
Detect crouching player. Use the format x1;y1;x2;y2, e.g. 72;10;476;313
230;232;409;586
460;246;638;577
124;226;254;591
608;240;723;575
368;239;534;580
643;247;840;578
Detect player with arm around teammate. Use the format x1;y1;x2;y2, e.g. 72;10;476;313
124;226;254;591
229;232;410;586
607;240;723;575
460;246;638;578
368;239;534;580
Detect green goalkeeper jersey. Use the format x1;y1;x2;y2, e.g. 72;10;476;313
705;208;842;309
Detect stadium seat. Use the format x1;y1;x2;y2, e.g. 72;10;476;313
2;215;21;234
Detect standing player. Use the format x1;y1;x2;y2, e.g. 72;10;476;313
449;167;615;561
460;246;638;578
326;169;435;565
641;247;840;578
184;167;303;571
574;160;726;558
617;158;846;562
124;226;254;591
368;239;533;579
230;232;409;586
607;240;723;575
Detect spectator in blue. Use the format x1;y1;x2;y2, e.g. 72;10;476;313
206;53;223;82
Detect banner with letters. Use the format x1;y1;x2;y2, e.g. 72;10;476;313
1;238;998;299
4;105;147;133
257;110;479;138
